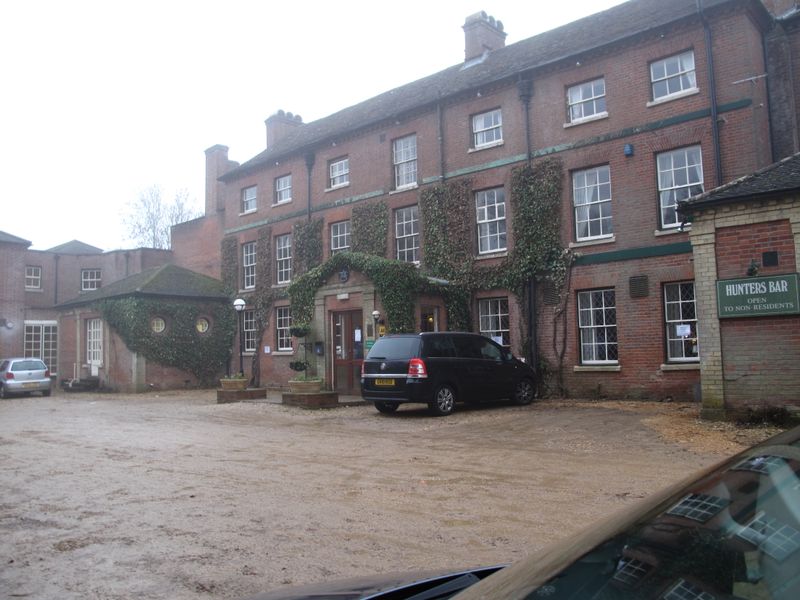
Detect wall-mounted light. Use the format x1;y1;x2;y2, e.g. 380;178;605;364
747;259;760;277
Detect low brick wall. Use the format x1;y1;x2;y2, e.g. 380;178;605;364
281;391;340;409
216;388;268;404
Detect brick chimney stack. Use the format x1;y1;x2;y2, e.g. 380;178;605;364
265;110;304;149
204;145;238;215
463;12;506;62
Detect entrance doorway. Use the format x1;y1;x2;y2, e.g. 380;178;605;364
332;310;363;395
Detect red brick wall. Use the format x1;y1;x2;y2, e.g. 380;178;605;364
715;218;800;410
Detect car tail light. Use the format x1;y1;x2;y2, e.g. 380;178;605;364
407;358;428;379
5;372;14;380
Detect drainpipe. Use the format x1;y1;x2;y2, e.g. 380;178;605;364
517;77;533;167
697;0;723;186
53;254;59;306
437;98;446;180
517;75;537;371
305;152;315;221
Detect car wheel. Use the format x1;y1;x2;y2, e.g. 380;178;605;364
0;384;6;399
374;401;398;414
429;385;456;416
514;378;535;405
42;388;51;397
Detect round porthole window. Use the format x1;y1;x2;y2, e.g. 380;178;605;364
195;317;210;333
151;317;166;333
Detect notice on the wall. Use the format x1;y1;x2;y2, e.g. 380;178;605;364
676;324;692;338
354;328;362;342
717;273;800;318
264;346;271;354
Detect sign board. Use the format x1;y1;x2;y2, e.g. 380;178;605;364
717;273;800;318
365;340;375;352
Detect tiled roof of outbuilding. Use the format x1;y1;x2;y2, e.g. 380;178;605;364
58;264;228;308
223;0;764;180
680;152;800;212
46;240;104;255
0;231;32;246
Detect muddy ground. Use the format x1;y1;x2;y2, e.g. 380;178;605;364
0;390;782;599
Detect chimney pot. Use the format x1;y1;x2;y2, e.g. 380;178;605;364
463;11;506;62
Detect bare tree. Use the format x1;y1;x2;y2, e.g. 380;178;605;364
124;186;200;249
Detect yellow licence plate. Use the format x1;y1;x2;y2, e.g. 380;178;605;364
23;382;39;389
374;378;395;386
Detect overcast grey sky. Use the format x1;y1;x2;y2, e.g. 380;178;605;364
1;0;624;251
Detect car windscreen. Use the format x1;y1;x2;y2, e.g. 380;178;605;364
11;360;46;371
469;430;800;600
366;337;420;360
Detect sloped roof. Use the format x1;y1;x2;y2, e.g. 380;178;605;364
58;264;228;308
223;0;763;180
46;240;104;254
680;152;800;213
0;231;32;246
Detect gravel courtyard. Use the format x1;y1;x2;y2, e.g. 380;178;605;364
0;390;779;599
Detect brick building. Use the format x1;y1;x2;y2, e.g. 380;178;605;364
182;0;799;401
0;231;171;384
681;152;800;419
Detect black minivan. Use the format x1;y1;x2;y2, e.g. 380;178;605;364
360;332;536;416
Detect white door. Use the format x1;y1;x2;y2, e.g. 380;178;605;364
86;318;103;376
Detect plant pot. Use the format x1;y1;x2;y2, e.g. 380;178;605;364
288;379;322;394
220;378;248;391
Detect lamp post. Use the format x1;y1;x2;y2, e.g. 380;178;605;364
371;310;380;339
233;298;245;375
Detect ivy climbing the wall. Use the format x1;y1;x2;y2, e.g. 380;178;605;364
98;297;236;385
352;201;389;256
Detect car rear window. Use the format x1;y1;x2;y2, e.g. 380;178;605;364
11;360;46;371
366;337;420;360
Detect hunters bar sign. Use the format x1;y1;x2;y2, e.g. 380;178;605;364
717;273;800;318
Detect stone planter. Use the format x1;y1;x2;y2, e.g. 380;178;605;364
288;379;322;394
219;378;248;391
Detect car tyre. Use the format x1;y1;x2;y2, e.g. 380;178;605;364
514;378;535;405
374;401;398;414
0;384;7;399
429;385;456;416
42;388;51;397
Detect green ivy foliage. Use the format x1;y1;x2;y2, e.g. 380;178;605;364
97;297;236;385
221;236;239;293
293;218;323;275
352;201;389;256
288;252;438;334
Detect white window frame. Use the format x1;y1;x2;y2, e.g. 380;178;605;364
241;185;257;214
573;166;613;241
276;306;293;352
243;309;256;353
657;146;703;229
567;78;607;123
395;205;420;263
25;265;42;289
86;318;103;365
664;281;699;362
330;221;351;255
24;320;57;375
242;242;256;290
81;269;101;291
472;109;503;148
667;493;728;523
476;188;507;254
393;134;417;189
577;289;617;364
479;297;510;347
276;234;292;284
329;157;349;189
650;50;697;102
274;174;292;204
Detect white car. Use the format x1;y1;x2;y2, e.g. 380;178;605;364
0;358;52;398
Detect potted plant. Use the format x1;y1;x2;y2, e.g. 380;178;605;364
219;372;248;391
288;325;322;393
